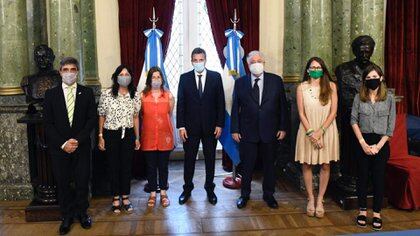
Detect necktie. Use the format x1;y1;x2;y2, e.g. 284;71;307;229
253;78;260;105
66;86;75;126
198;74;203;98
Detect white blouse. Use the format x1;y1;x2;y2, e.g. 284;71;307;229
98;89;141;130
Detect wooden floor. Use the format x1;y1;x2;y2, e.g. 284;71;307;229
0;159;419;235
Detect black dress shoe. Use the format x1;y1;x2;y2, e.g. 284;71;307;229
78;213;92;229
179;191;191;205
207;191;218;205
59;217;73;235
263;195;278;209
236;196;249;209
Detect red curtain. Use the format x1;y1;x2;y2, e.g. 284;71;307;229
385;0;420;115
118;0;175;85
205;0;260;66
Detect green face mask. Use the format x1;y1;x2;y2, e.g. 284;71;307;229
308;70;324;79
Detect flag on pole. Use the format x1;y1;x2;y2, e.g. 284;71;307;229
219;29;246;165
137;28;168;92
137;26;181;146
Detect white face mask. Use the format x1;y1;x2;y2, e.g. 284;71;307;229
249;63;264;76
193;62;205;73
62;72;77;85
117;75;131;87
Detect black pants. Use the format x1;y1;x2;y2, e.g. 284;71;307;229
144;151;170;192
51;149;91;218
356;133;389;213
183;134;217;193
104;128;135;196
240;141;277;197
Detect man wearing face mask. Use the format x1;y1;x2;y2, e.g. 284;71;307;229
43;57;96;235
231;51;288;209
177;47;225;205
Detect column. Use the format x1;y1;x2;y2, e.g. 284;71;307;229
301;0;333;70
283;0;302;83
48;0;84;82
332;0;352;69
0;0;29;95
0;1;32;200
26;0;48;74
81;0;100;86
351;0;385;68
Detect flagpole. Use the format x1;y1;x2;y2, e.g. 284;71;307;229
222;9;242;189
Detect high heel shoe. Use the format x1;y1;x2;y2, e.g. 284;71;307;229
306;199;315;217
315;200;325;218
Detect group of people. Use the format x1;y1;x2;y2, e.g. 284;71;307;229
44;45;395;234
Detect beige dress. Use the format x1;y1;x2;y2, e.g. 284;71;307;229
295;82;339;164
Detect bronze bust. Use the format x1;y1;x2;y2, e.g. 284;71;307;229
21;44;61;113
335;35;376;189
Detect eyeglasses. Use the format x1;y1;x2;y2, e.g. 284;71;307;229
309;66;322;70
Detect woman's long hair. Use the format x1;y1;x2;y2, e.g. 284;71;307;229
142;66;165;95
359;63;387;102
111;65;136;99
302;57;333;106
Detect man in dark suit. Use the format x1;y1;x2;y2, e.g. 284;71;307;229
177;47;225;205
43;57;96;235
231;51;288;209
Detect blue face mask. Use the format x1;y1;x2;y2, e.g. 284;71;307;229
117;75;131;87
193;62;205;73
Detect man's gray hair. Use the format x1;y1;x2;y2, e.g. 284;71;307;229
246;50;265;64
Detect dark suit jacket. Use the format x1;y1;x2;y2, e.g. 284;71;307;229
176;69;225;136
43;84;97;157
230;72;288;143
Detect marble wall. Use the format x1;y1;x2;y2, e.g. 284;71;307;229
284;0;385;81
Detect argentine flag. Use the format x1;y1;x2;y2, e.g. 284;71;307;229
219;29;246;165
137;28;168;92
137;27;180;145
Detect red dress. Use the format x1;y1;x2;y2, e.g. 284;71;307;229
140;91;174;151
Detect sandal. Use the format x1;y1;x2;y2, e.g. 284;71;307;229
122;196;133;212
111;197;121;213
147;195;156;207
315;200;325;218
306;198;315;217
356;215;367;228
160;194;170;207
372;217;382;231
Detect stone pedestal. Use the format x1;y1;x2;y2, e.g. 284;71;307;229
0;96;32;200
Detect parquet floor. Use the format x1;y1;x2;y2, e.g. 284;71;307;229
1;160;419;235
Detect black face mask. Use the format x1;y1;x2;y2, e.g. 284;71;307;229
365;79;381;90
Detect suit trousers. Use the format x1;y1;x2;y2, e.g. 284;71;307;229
51;150;91;218
239;140;277;198
183;134;217;193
